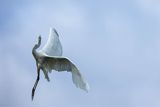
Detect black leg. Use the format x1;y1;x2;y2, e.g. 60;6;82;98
32;68;40;100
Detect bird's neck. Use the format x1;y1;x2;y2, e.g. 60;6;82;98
32;39;41;59
32;45;38;59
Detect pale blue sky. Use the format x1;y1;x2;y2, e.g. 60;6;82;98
0;0;160;107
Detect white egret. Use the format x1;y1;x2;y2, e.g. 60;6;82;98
32;28;89;100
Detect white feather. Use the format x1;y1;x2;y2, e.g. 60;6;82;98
41;55;90;92
39;28;62;56
33;28;89;93
71;64;90;92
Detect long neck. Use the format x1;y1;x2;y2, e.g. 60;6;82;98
32;37;41;58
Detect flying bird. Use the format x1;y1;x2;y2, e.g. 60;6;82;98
32;28;89;100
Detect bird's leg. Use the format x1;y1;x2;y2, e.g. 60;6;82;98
32;67;40;100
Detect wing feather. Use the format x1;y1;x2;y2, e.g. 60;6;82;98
39;28;62;56
42;56;90;92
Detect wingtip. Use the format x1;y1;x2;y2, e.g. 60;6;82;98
49;27;59;37
84;83;90;92
49;27;53;33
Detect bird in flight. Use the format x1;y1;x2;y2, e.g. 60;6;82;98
32;28;89;100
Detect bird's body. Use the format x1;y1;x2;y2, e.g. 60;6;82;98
32;28;89;100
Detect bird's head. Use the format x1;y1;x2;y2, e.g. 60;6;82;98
33;35;41;50
38;35;41;44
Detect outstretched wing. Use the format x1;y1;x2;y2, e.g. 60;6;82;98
39;28;62;56
41;55;90;92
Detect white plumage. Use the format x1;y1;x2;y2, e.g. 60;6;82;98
32;28;89;100
39;28;63;56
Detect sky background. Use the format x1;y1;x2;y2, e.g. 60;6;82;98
0;0;160;107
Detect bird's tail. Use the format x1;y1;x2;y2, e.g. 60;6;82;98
71;64;90;92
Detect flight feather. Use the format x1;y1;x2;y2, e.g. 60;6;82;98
39;28;62;56
41;55;90;92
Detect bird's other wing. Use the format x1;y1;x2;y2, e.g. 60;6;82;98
42;55;90;92
39;28;63;56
